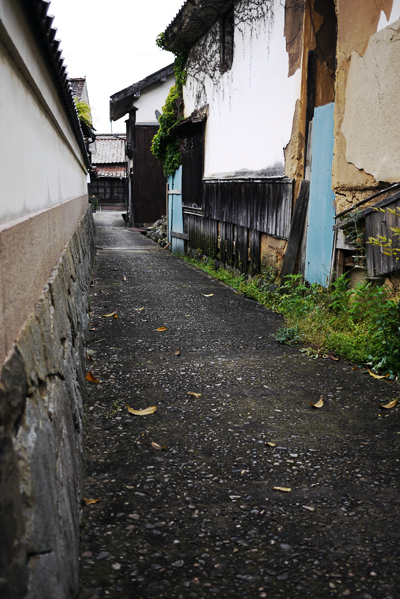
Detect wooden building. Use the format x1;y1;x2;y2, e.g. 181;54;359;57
89;134;127;210
161;0;400;283
109;64;175;225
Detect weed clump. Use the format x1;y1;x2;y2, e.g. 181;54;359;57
184;257;400;377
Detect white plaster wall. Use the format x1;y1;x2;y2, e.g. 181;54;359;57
0;0;88;226
183;0;301;178
342;19;400;183
135;73;175;124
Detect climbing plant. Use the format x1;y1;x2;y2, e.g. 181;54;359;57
74;98;93;129
151;36;187;176
368;206;400;259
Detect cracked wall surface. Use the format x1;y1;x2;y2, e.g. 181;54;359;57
0;208;95;599
333;0;400;210
341;20;400;184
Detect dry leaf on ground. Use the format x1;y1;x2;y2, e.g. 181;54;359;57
303;505;315;512
265;442;276;447
368;369;389;379
151;441;166;451
202;294;214;297
133;307;145;312
273;487;291;493
378;399;398;409
188;392;201;398
103;312;116;317
157;326;168;332
114;314;118;319
126;404;157;416
309;397;324;408
86;370;100;383
87;355;93;362
122;275;127;281
83;498;101;505
174;349;180;356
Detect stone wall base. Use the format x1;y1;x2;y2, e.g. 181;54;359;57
0;207;95;599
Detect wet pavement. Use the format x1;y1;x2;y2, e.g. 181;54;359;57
79;211;400;599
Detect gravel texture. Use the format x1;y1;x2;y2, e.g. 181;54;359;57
79;212;400;599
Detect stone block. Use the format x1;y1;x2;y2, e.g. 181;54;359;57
17;317;47;395
0;346;27;431
0;433;28;599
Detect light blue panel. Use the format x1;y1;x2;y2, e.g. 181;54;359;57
305;103;336;286
168;167;184;255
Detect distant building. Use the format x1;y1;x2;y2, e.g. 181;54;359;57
89;134;128;211
110;64;175;225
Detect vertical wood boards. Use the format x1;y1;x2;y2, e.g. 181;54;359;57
365;194;400;277
305;103;336;286
132;126;166;224
281;180;310;278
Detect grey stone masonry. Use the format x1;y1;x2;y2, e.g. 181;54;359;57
0;207;95;599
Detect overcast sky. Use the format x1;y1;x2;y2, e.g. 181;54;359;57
49;0;184;133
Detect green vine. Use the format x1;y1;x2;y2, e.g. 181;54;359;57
151;40;187;177
74;98;93;129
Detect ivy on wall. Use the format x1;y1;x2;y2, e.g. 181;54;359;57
151;35;187;177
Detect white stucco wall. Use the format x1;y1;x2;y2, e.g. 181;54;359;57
0;0;88;226
135;73;175;124
183;0;301;178
342;19;400;183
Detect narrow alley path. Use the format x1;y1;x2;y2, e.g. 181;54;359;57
79;212;400;599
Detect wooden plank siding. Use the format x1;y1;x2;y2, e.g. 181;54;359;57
183;178;293;273
132;125;167;224
365;194;400;277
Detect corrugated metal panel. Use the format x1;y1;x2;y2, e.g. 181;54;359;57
305;103;336;286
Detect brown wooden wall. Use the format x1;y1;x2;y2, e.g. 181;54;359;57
89;177;126;205
365;191;400;278
183;179;293;274
132;125;167;224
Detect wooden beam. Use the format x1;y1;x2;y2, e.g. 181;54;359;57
281;180;310;278
171;231;189;240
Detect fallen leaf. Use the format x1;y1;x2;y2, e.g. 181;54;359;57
157;326;168;332
303;505;315;512
86;355;94;362
86;370;100;383
241;469;246;475
273;487;291;493
188;392;201;398
83;498;101;505
89;327;97;331
352;366;359;370
122;275;127;281
114;314;118;319
309;397;324;408
368;369;389;379
103;312;116;317
265;442;276;447
151;441;166;450
378;399;398;409
330;355;339;361
133;307;145;312
202;294;214;297
126;404;157;416
174;349;180;356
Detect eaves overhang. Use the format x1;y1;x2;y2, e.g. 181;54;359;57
109;63;175;122
163;0;234;53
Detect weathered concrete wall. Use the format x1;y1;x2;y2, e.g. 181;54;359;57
0;207;95;599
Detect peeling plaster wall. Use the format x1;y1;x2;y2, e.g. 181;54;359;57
183;0;302;178
333;0;400;210
342;20;400;184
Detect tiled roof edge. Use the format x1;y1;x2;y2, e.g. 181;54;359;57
22;0;89;168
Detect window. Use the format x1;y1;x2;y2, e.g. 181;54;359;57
220;8;234;72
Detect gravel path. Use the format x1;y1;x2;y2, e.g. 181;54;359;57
79;212;400;599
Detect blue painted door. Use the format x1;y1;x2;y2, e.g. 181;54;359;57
305;103;336;286
168;167;184;255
